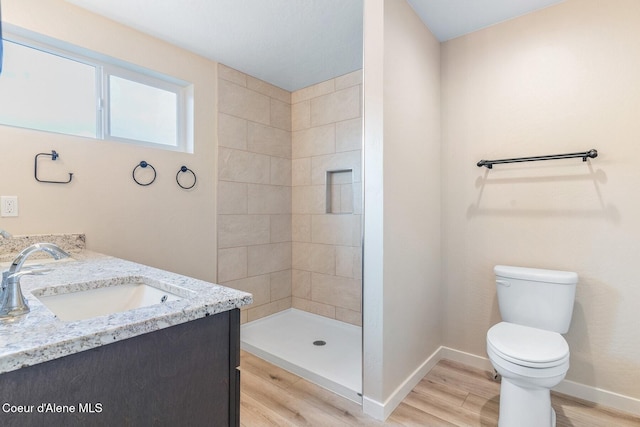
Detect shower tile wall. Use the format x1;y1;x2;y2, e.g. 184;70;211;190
217;64;292;323
217;64;363;326
291;71;363;326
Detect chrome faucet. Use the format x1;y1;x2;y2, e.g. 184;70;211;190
0;243;70;318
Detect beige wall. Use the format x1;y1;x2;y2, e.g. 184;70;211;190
442;0;640;400
363;0;441;415
291;71;363;326
0;0;218;281
216;64;292;324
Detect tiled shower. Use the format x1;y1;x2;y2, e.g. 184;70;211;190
217;63;363;327
217;63;363;399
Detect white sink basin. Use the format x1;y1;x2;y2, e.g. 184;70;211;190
32;276;193;321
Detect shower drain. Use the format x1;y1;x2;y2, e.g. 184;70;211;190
313;340;326;346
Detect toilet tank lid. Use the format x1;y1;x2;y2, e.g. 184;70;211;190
494;265;578;284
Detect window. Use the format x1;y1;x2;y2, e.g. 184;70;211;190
108;75;177;146
0;26;193;152
0;39;97;138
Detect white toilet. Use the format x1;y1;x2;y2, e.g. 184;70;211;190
486;265;577;427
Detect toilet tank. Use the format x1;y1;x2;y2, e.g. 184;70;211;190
494;265;578;333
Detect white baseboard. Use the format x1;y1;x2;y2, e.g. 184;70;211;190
363;346;443;420
554;378;640;416
439;346;493;372
362;396;385;421
363;346;640;420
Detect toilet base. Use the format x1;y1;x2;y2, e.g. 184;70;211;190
498;377;556;427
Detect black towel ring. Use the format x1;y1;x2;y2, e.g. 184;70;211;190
176;166;197;190
132;161;156;186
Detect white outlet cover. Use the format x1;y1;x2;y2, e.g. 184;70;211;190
1;196;19;217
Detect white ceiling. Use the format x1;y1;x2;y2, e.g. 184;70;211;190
407;0;565;43
66;0;565;92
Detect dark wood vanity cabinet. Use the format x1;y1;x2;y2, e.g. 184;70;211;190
0;309;241;427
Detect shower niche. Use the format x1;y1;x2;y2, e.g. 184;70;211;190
326;169;354;214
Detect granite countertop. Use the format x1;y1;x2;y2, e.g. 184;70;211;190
0;250;252;374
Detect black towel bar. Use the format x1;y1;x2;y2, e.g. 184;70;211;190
477;149;598;169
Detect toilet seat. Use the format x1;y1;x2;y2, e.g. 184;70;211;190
487;322;569;368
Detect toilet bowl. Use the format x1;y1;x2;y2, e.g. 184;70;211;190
487;322;570;427
486;265;577;427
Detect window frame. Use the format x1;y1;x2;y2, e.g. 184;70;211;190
102;65;189;150
0;24;193;153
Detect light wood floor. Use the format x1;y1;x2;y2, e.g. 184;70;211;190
240;350;640;426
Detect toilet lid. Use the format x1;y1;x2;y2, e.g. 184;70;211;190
487;322;569;367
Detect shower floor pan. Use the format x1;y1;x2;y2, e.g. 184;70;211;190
241;308;362;403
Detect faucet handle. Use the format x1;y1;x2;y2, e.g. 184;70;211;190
15;263;47;272
7;268;53;281
1;267;51;291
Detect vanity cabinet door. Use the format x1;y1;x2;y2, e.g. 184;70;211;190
0;309;241;427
